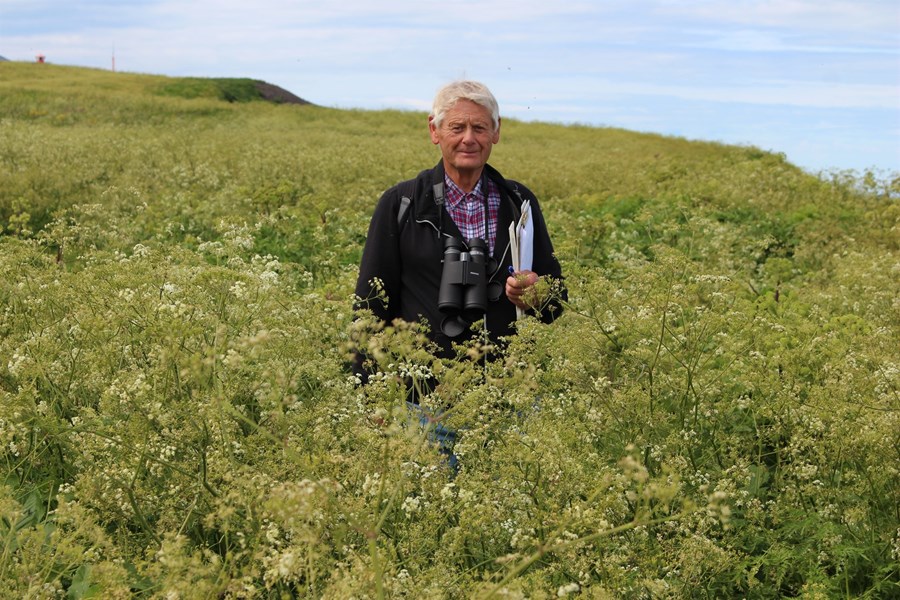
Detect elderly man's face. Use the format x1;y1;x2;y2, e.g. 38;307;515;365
429;99;500;182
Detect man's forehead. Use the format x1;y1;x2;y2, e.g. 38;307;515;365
444;103;493;124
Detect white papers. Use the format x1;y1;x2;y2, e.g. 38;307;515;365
508;199;534;320
518;199;533;272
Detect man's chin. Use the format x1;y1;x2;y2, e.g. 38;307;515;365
452;156;487;170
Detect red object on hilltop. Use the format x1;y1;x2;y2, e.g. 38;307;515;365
36;54;46;63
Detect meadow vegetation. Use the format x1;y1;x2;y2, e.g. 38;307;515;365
1;62;898;598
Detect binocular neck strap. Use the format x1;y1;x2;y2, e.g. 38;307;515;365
432;173;490;247
433;182;445;236
479;172;490;251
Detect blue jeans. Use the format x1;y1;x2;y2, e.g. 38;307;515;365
406;401;459;473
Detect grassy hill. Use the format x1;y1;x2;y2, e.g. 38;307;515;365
1;62;897;598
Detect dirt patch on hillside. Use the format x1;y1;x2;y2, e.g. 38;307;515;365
254;81;313;105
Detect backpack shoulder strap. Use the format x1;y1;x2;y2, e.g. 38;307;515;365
396;178;417;231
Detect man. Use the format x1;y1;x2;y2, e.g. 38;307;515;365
354;80;565;387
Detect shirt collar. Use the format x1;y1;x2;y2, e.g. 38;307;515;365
444;173;485;208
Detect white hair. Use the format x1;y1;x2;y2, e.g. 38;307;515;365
430;80;500;130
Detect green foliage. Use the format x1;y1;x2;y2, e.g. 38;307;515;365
156;78;266;103
1;62;898;598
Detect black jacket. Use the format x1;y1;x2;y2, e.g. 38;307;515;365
354;161;565;370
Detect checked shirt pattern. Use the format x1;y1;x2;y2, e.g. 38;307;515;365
443;174;501;253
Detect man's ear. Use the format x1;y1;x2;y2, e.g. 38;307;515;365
428;115;440;145
493;117;501;144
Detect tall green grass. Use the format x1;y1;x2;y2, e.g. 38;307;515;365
1;62;897;598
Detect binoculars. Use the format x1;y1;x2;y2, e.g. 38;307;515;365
438;237;501;337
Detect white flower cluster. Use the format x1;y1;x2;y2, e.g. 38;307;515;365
401;495;421;517
198;240;226;257
440;483;456;503
690;274;732;284
0;417;21;458
7;350;29;377
221;222;255;252
229;280;248;299
362;473;381;497
395;361;433;381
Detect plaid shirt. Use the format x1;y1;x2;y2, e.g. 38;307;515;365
444;174;501;253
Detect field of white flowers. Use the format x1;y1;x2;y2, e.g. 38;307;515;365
1;63;898;598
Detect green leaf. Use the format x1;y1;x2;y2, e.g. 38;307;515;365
67;564;98;599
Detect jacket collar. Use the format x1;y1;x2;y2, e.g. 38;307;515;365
415;161;521;224
414;161;522;263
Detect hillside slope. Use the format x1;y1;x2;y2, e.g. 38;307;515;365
0;60;311;103
0;62;897;598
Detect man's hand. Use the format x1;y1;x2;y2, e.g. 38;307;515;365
505;269;540;310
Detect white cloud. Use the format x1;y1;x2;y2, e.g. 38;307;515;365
499;74;898;112
656;0;899;33
634;79;897;110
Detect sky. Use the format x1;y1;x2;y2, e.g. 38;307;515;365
2;1;898;175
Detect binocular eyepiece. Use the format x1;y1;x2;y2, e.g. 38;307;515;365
438;237;502;337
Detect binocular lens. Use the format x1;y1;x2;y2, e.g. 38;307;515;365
441;316;469;338
438;237;496;337
487;280;503;302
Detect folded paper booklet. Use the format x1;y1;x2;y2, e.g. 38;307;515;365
518;199;533;272
508;199;534;320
